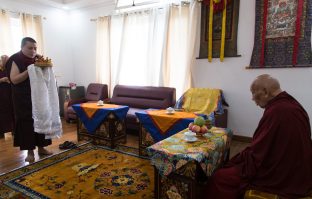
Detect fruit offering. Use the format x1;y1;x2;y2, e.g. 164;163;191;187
205;119;213;129
188;116;209;136
194;116;205;126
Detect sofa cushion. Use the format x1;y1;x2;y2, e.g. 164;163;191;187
110;85;176;132
126;107;143;124
110;85;176;109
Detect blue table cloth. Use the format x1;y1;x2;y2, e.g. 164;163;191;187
72;103;129;133
136;109;206;142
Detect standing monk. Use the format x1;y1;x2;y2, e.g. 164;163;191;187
6;37;52;163
0;55;14;138
206;74;312;198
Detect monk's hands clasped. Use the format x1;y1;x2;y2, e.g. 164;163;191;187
0;77;10;83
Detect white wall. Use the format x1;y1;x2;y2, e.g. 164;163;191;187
68;5;114;87
0;0;74;86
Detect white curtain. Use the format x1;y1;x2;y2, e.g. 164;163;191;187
95;16;112;94
95;1;200;97
21;13;44;54
161;1;200;97
111;9;167;87
0;10;13;55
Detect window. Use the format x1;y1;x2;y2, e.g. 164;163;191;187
97;1;200;97
0;11;44;56
9;16;23;54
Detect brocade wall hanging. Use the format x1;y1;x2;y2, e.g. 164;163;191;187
249;0;312;68
198;0;240;61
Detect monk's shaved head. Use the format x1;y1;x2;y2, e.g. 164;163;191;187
250;74;282;108
251;74;281;96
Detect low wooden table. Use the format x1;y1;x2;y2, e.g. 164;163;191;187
136;110;201;156
147;127;233;199
73;103;129;148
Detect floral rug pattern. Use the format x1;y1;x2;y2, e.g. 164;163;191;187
0;143;154;199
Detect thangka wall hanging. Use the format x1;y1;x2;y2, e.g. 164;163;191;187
249;0;312;68
198;0;240;61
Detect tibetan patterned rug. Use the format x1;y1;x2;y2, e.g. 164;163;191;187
0;143;154;199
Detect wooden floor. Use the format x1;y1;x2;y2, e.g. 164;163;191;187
0;119;249;175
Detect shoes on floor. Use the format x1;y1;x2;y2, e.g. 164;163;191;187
59;141;77;150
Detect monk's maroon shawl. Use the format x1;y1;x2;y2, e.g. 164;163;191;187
6;51;51;150
230;91;312;198
0;68;14;133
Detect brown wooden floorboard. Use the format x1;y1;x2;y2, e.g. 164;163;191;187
0;119;249;175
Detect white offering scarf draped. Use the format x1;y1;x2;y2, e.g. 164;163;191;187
28;64;62;139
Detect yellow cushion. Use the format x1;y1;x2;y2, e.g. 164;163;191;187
244;190;278;199
244;190;312;199
182;88;222;115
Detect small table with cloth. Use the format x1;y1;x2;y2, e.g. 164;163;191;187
135;109;206;156
147;127;233;199
72;103;129;148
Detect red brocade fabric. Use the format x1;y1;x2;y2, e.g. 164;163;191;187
202;0;232;13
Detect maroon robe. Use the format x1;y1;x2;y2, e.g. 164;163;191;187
6;51;51;150
0;67;14;134
207;91;312;198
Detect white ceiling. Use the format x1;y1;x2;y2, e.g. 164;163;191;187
24;0;115;10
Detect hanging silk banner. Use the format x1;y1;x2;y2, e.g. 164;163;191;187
220;0;227;61
208;0;214;62
198;0;240;60
249;0;312;68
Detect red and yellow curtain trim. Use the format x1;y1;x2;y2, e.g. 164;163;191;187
203;0;231;62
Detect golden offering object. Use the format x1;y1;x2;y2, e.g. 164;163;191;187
34;56;53;68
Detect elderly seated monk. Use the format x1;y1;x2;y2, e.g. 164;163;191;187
206;74;312;198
